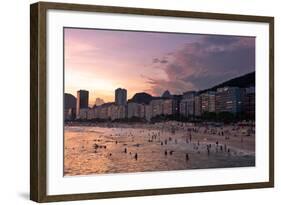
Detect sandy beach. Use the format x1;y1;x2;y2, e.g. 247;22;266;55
64;121;255;176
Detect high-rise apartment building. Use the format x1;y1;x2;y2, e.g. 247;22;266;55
180;91;196;118
200;91;216;113
215;87;242;114
115;88;127;106
76;90;89;118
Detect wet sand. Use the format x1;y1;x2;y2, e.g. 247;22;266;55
64;122;255;176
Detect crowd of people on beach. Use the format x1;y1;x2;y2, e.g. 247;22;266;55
92;122;254;164
64;121;255;175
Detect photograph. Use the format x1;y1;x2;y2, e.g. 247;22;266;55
30;2;274;202
63;28;256;176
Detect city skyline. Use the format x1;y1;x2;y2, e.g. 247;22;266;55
65;70;255;109
64;28;255;105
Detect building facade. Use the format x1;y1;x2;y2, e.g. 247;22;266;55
215;87;242;114
200;91;216;113
78;108;88;120
127;102;145;119
150;99;164;117
194;95;202;117
145;104;152;121
180;91;196;118
163;99;177;115
76;90;89;119
115;88;127;106
241;87;255;119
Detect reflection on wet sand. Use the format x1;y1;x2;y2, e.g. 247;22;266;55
64;122;255;176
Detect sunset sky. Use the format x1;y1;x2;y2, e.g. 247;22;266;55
64;28;255;106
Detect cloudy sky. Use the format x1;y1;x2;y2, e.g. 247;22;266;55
64;28;255;105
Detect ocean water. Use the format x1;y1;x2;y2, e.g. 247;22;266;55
64;126;255;176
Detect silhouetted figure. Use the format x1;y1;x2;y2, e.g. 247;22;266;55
124;148;127;153
169;150;174;155
164;150;167;156
186;153;189;161
134;153;138;160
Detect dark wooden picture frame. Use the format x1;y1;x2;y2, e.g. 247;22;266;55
30;1;274;203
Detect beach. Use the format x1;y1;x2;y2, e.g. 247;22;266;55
64;122;255;176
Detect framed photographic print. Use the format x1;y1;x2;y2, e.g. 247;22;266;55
30;1;274;202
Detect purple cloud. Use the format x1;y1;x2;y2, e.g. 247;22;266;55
147;35;255;95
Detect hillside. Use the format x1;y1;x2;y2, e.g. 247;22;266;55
200;71;255;93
